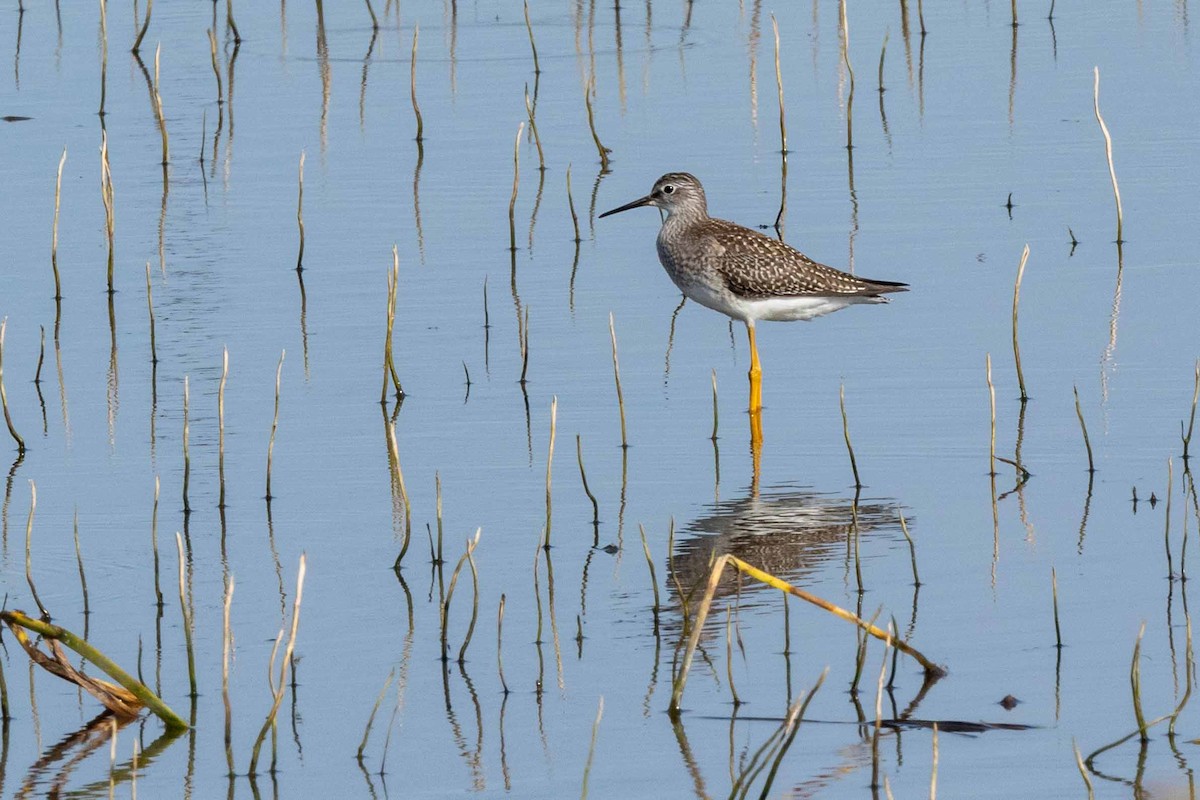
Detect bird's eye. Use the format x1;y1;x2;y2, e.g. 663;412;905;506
662;184;675;194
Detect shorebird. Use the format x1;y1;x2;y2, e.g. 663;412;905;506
600;172;908;413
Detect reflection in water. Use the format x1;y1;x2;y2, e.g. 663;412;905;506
748;1;761;131
1009;22;1018;131
1100;242;1124;405
316;1;331;154
106;293;118;449
668;487;903;617
360;28;378;130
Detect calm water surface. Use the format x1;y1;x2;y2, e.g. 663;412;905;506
1;2;1199;797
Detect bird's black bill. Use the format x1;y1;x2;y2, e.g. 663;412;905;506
599;195;653;218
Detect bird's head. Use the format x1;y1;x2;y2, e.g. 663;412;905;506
600;173;707;221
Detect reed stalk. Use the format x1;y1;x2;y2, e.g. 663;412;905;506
153;44;168;164
877;30;889;93
1073;385;1095;473
497;594;509;694
987;354;996;476
381;247;403;401
524;86;545;171
1073;740;1094;799
222;574;235;775
364;0;379;31
265;351;285;501
100;132;116;294
523;1;541;74
576;435;600;528
840;1;855;151
144;262;157;365
840;383;862;489
182;376;190;514
584;72;610;170
710;370;719;441
207;29;223;105
1092;67;1124;243
440;531;481;662
899;512;920;586
456;534;481;664
225;0;241;43
609;313;627;448
99;0;108;116
356;669;393;762
1051;567;1062;648
771;15;787;154
410;26;423;142
1010;0;1018;26
25;481;48;617
1166;458;1175;579
509;121;524;252
580;696;604;800
131;0;151;53
218;347;228;508
1183;359;1199;461
639;525;660;617
1012;244;1030;401
51;148;66;300
435;471;444;565
295;152;305;271
918;0;926;34
0;319;25;453
175;533;197;697
930;723;939;799
544;397;557;549
248;554;307;775
1132;622;1147;741
669;554;943;715
566;163;581;243
1;609;187;730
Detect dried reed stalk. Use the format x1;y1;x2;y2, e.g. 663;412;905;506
1092;67;1124;243
1012;244;1030;401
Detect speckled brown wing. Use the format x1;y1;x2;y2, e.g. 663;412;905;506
697;218;907;299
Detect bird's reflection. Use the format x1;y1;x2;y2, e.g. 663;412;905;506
667;485;904;620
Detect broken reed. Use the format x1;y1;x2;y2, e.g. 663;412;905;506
544;397;557;548
0;319;25;453
265;350;285;501
248;554;307;776
153;44;168;164
100;132;116;294
523;1;541;74
1092;67;1124;243
584;72;610;170
381;246;403;402
1012;244;1030;401
840;383;861;489
508;121;525;252
668;553;943;715
566;163;581;243
609;313;627;448
771;15;787;153
1073;385;1095;473
175;533;197;697
51;148;66;300
295;151;306;271
410;26;423;142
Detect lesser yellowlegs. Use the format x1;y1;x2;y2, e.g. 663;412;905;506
600;172;908;413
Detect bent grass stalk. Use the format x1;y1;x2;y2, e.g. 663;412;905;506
153;44;168;164
584;72;610;170
457;532;481;664
51;148;66;299
576;435;600;529
1074;740;1094;799
524;1;541;74
0;319;25;453
580;696;604;800
100;132;116;294
1052;567;1062;648
248;554;306;775
1092;67;1124;243
638;525;660;617
440;530;481;662
772;15;787;153
381;247;403;401
1132;622;1148;741
356;669;394;762
899;512;920;586
25;482;48;618
508;121;524;252
497;594;510;694
131;0;152;53
73;512;90;619
669;554;943;715
524;86;545;171
1012;244;1030;401
566;163;581;243
1183;359;1199;461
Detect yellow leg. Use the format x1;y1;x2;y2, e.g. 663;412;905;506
746;324;763;413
